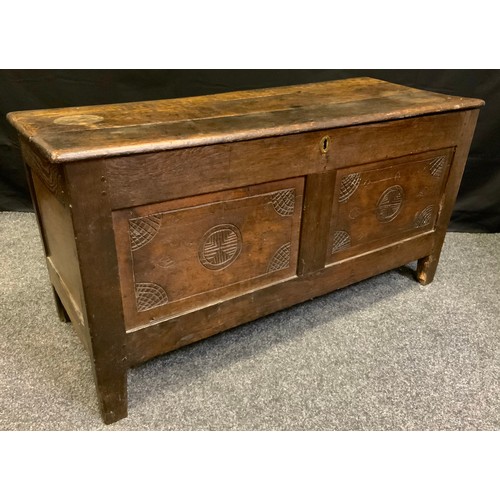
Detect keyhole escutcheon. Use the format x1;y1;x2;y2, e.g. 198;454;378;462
320;135;330;154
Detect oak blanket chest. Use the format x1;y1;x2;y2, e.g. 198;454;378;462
8;78;483;424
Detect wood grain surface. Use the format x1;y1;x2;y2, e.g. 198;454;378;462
126;231;436;366
327;148;454;264
112;178;304;330
64;160;128;424
7;77;484;162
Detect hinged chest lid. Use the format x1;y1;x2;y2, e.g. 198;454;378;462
7;77;484;163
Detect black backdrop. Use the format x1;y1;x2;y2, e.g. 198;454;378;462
1;69;498;231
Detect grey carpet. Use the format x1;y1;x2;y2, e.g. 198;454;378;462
1;212;498;430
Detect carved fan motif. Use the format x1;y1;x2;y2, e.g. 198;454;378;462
129;215;161;251
339;173;361;203
135;282;169;312
332;231;351;253
414;205;435;228
271;189;295;216
267;243;291;273
429;156;446;177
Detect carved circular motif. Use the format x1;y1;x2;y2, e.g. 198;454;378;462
54;114;104;126
376;185;404;222
199;224;242;270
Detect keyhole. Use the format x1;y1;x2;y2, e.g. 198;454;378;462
320;136;330;154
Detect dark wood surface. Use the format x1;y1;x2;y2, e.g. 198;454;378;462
105;129;328;209
297;171;336;275
9;78;483;424
30;174;86;323
126;230;436;366
327;148;453;264
103;112;467;210
64;160;128;424
112;178;304;330
416;109;480;284
7;77;484;162
21;138;89;350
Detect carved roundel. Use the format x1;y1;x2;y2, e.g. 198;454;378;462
376;185;404;222
199;224;242;270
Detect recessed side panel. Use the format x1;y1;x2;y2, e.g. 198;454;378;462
113;178;304;330
327;148;454;263
31;171;86;327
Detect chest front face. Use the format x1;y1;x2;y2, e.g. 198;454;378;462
102;111;465;334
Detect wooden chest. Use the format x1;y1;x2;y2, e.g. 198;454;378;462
7;77;483;424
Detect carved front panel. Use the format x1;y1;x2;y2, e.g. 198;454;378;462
113;178;304;330
327;148;454;264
